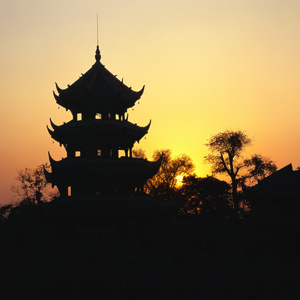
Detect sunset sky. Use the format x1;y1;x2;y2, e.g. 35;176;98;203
1;0;300;204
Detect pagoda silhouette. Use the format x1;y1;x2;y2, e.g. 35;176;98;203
44;45;170;223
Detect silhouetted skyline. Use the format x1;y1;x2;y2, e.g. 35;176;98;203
1;0;300;204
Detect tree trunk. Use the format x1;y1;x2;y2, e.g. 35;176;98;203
231;178;239;216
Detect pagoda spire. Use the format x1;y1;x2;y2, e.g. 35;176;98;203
95;45;101;61
95;13;101;61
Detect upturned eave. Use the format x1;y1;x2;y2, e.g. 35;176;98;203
53;61;145;112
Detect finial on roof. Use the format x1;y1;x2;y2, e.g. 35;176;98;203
95;14;101;61
95;45;101;61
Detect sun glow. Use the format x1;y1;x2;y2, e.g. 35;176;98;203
1;1;300;205
175;174;184;188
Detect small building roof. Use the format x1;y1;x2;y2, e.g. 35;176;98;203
243;163;300;199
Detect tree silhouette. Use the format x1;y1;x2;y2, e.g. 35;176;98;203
146;149;195;201
244;154;277;185
204;130;252;215
11;163;59;204
179;175;232;217
132;148;147;159
0;204;13;222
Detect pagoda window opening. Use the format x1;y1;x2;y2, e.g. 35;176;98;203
77;113;82;121
119;149;125;157
95;113;101;120
68;186;71;197
97;149;101;157
75;151;81;157
124;148;132;158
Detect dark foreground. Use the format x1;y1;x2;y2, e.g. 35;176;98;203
0;207;299;299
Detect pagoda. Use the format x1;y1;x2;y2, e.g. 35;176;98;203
44;45;169;222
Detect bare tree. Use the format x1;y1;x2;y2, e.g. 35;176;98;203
204;130;252;214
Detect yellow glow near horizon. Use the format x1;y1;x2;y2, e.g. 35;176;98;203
1;0;300;204
175;175;184;188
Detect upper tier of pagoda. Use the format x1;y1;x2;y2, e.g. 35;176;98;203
53;46;145;114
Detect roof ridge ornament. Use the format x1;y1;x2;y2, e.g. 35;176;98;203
95;45;101;61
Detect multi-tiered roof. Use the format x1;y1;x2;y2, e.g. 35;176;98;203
45;45;163;210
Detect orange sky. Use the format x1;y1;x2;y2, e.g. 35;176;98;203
1;0;300;204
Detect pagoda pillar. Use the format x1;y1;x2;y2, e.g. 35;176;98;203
125;148;129;158
67;146;75;158
72;111;77;121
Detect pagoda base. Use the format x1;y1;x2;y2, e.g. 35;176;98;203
40;196;174;225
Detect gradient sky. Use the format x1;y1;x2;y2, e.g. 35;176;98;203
1;0;300;204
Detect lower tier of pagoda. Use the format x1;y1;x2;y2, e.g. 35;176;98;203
45;156;161;198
